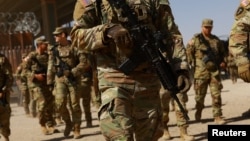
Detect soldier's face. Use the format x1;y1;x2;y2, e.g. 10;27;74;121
54;33;62;42
202;26;212;36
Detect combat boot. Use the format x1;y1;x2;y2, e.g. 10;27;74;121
73;123;81;139
195;109;202;121
214;116;226;125
41;126;49;135
179;126;194;141
64;121;73;137
55;117;64;126
162;126;171;140
47;126;60;134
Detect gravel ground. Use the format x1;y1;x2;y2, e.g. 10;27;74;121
3;78;250;141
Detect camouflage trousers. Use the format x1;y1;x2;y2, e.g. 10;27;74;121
98;72;163;141
194;77;223;117
159;86;189;127
76;76;92;123
0;105;11;138
30;85;55;127
53;76;82;124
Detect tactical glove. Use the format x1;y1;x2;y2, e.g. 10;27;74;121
176;70;192;93
104;24;132;55
238;63;250;83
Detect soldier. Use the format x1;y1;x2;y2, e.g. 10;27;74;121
70;0;191;140
47;26;88;139
15;52;30;116
228;0;250;117
186;18;227;125
23;37;58;135
0;53;13;141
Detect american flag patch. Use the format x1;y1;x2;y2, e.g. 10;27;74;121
81;0;93;7
241;0;249;6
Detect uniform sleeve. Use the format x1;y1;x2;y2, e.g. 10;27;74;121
22;52;36;82
47;47;56;85
186;38;196;67
71;48;91;77
229;4;250;66
2;56;14;89
158;4;189;71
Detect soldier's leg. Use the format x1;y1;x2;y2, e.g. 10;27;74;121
54;81;72;137
0;105;11;141
68;84;82;139
28;88;37;118
82;85;92;127
134;90;163;141
210;76;226;125
194;79;209;121
175;93;194;141
159;87;171;140
22;88;30;115
98;87;134;141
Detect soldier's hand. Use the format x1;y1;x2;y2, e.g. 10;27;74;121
63;70;71;77
0;92;2;98
34;74;46;81
238;63;250;83
177;72;191;93
206;61;217;72
104;24;132;54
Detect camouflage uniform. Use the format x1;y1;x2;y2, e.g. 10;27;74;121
16;53;30;115
228;0;250;116
47;27;88;138
186;19;226;124
226;53;238;84
23;38;56;135
0;53;13;141
71;0;191;140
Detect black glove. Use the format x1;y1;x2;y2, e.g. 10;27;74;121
104;24;132;55
176;71;191;93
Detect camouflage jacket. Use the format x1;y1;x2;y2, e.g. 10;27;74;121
47;44;91;85
186;33;226;79
229;0;250;66
70;0;189;81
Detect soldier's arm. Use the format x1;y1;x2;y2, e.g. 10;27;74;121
71;48;91;77
2;55;14;89
158;3;189;71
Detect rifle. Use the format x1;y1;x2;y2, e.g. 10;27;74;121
106;0;189;120
52;45;75;84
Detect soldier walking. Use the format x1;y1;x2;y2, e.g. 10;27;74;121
47;27;88;139
23;37;58;135
186;18;227;125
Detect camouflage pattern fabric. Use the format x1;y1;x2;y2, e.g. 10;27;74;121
47;44;89;125
0;53;13;138
186;32;225;117
71;0;189;140
23;51;55;127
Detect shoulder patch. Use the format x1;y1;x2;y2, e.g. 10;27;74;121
188;39;194;46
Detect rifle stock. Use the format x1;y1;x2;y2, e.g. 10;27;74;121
107;0;189;120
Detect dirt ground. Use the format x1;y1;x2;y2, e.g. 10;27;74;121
2;78;250;141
